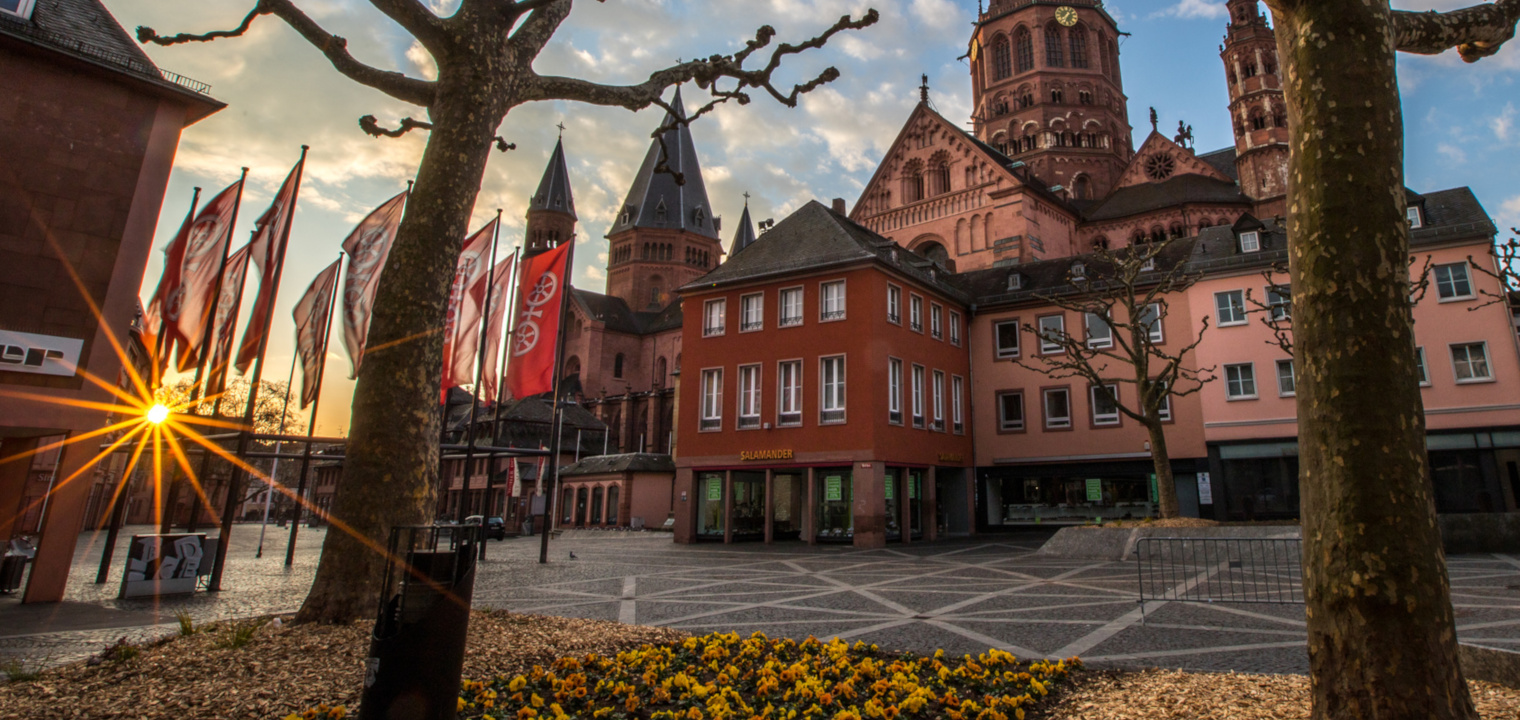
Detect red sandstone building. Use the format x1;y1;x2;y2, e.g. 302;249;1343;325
0;0;220;602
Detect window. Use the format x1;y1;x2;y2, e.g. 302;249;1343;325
1408;206;1423;229
820;355;846;423
820;281;846;321
1417;346;1430;386
887;285;902;324
998;391;1025;431
1085;311;1112;349
888;358;903;424
1152;380;1173;422
1045;25;1065;67
932;370;946;431
949;311;962;346
1451;342;1492;383
1138;303;1164;343
740;293;764;331
1225;363;1258;399
1090;384;1120;426
738;364;761;428
1007;272;1024;291
995;320;1020;358
910;295;924;332
1043;388;1072;429
700;369;723;430
0;0;36;20
1215;290;1247;326
1014;27;1034;73
778;361;802;426
930;304;943;339
911;364;926;428
703;298;726;336
779;287;803;327
613;353;625;378
992;34;1012;80
1276;359;1296;396
1266;285;1292;320
952;375;964;434
1434;263;1474;301
1239;231;1260;253
1038;315;1066;354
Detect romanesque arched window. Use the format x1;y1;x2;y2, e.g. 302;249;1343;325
1050;87;1064;104
1273;106;1287;128
1014;27;1034;73
1069;25;1089;69
1073;175;1091;200
1251;110;1268;131
902;159;925;203
1045;25;1065;67
1149;226;1166;244
1092;235;1109;251
1132;230;1147;245
929;152;951;196
1169;222;1185;239
1199;219;1212;233
992;34;1012;80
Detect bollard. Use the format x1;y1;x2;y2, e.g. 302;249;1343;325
359;524;480;720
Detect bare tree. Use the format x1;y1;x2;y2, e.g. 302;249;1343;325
1017;239;1215;519
138;0;878;623
1260;0;1520;716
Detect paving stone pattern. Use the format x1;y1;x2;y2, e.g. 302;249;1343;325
4;527;1520;676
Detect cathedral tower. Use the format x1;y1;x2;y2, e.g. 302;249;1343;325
525;137;576;258
605;90;724;311
970;0;1132;200
1222;0;1289;206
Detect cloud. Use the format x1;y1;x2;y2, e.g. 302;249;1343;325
1499;195;1520;235
1437;143;1467;164
1152;0;1227;20
406;41;437;81
1493;104;1516;142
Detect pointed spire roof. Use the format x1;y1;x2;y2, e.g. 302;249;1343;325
608;89;719;240
530;137;576;220
731;196;758;253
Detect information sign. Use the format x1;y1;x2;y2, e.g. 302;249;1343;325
1086;478;1103;502
825;475;843;501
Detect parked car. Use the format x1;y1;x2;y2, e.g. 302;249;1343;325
464;515;507;540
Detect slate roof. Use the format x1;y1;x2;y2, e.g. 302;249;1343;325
1084;173;1251;222
529;137;576;219
1197;147;1240;183
682;200;967;302
731;202;758;254
569;289;684;335
608;89;720;240
951;235;1201;308
559;453;675;477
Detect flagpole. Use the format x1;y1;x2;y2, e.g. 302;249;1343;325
256;358;296;559
153;186;201;533
287;252;341;567
211;145;306;592
456;211;502;525
490;243;522;452
539;237;576;564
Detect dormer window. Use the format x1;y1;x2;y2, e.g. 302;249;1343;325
1007;273;1023;291
655;200;667;223
1239;230;1260;253
1070;261;1086;280
0;0;36;19
695;207;706;226
554;194;563;208
620;205;633;224
1407;206;1423;229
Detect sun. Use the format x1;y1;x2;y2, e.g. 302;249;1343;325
147;403;170;424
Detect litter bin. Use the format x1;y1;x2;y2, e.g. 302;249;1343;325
360;524;481;720
1;537;37;594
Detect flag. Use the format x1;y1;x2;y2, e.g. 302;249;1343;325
505;242;571;400
340;190;409;378
235;157;304;374
293;260;341;410
171;179;243;372
143;202;196;378
441;218;498;400
204;244;251;397
476;253;516;405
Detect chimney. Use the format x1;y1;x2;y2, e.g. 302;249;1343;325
832;198;847;214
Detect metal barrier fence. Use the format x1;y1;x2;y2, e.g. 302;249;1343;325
1135;537;1304;619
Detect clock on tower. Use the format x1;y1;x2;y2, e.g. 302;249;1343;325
1055;5;1078;26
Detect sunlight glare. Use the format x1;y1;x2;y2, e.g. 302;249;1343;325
147;404;170;424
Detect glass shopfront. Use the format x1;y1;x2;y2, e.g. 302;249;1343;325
697;472;725;539
982;472;1158;527
816;468;853;541
772;473;803;540
732;471;766;538
885;468;926;541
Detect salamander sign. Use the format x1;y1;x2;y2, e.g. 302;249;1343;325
739;449;794;461
0;330;82;377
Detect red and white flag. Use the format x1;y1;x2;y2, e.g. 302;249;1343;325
505;242;572;400
235;157;305;374
441;218;498;400
204;244;251;397
476;253;516;405
340;190;409;378
170;178;243;372
142;203;195;378
293;260;341;410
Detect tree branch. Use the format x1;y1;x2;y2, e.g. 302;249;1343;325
1393;0;1520;62
359;114;433;138
137;0;437;107
368;0;450;53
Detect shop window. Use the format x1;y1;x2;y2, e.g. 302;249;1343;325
911;364;926;428
697;473;724;537
1276;359;1296;396
820;355;846;423
700;368;723;430
738;364;761;429
1090;384;1120;426
1222;455;1300;520
888;358;903;425
1225;363;1258;399
779;287;803;327
1043;388;1071;429
816;470;853;540
1451;342;1492;383
1215;290;1247;326
995;320;1020;358
1434;263;1474;300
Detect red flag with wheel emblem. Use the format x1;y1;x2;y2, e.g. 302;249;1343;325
476;252;516;405
505;243;571;400
440;218;498;400
339;189;409;378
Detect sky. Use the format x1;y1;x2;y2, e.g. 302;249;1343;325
101;0;1520;435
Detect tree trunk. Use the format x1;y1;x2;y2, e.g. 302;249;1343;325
1266;1;1474;716
1144;419;1179;519
296;85;505;623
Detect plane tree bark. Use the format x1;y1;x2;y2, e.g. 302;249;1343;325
1259;0;1520;717
1016;239;1215;519
138;0;877;623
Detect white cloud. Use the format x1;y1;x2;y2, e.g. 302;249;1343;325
1437;143;1467;164
406;41;437;81
1499;195;1520;235
1493;104;1516;142
1152;0;1227;20
584;264;607;281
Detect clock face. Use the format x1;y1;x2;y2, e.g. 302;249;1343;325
1055;6;1078;26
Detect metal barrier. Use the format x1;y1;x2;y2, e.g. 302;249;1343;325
1135;537;1303;620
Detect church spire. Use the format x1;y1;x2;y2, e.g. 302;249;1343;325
731;194;758;253
608;88;719;240
530;136;576;220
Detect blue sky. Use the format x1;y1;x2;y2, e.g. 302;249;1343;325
101;0;1520;433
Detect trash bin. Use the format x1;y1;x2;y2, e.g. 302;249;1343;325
1;537;37;594
359;524;481;720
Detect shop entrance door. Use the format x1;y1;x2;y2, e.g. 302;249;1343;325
732;472;765;540
771;473;803;540
816;469;853;542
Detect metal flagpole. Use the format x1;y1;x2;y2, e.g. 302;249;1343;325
490;243;523;456
457;211;501;524
211;146;306;592
154;185;203;533
287;252;341;567
256;359;297;558
539;238;576;564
